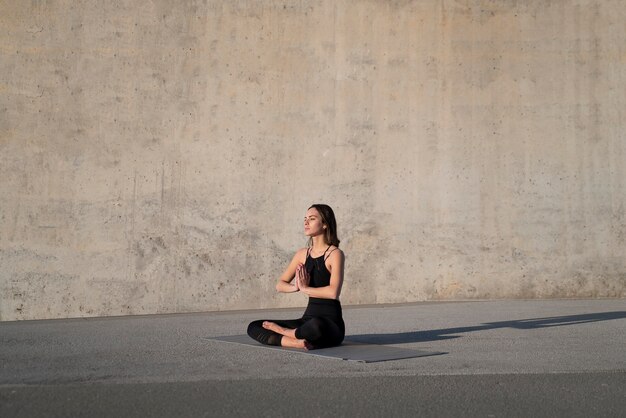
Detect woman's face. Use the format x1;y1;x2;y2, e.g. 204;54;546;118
304;207;325;237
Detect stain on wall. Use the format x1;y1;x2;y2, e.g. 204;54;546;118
1;0;625;320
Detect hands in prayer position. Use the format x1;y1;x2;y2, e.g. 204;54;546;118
294;263;310;291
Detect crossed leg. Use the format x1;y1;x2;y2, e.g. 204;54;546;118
262;321;313;350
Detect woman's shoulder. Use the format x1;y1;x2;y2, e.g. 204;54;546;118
294;247;309;262
326;246;344;259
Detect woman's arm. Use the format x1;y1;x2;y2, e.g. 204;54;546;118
298;249;344;300
275;248;307;293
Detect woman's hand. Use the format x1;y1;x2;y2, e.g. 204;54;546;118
292;264;301;291
296;263;310;292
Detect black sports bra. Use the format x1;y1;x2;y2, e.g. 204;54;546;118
304;246;337;288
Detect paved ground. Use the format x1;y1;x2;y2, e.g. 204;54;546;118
1;299;625;417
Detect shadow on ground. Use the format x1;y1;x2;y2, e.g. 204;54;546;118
348;311;626;344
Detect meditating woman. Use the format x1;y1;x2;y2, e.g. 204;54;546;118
247;204;345;350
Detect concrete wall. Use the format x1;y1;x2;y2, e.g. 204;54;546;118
1;0;625;321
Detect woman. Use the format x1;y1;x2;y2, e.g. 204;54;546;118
247;204;345;350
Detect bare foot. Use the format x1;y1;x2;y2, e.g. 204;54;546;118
262;321;288;335
280;336;312;350
262;322;309;348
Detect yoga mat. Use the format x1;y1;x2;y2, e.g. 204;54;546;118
203;335;444;363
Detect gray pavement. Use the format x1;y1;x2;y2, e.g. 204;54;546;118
1;299;625;417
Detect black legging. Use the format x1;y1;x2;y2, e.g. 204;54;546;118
247;298;345;349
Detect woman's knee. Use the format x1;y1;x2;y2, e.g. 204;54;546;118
310;317;326;333
298;317;326;340
247;320;264;337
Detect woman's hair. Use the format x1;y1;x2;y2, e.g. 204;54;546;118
308;204;340;247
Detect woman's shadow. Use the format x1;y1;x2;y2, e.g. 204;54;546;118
348;311;626;344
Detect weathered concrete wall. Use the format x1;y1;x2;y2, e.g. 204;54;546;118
1;0;625;320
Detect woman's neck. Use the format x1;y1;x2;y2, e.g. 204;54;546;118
310;235;328;252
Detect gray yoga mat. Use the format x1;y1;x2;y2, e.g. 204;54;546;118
203;334;444;363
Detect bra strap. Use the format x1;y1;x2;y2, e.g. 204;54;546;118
323;246;337;261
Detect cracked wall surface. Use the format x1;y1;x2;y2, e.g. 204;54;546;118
1;0;625;320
